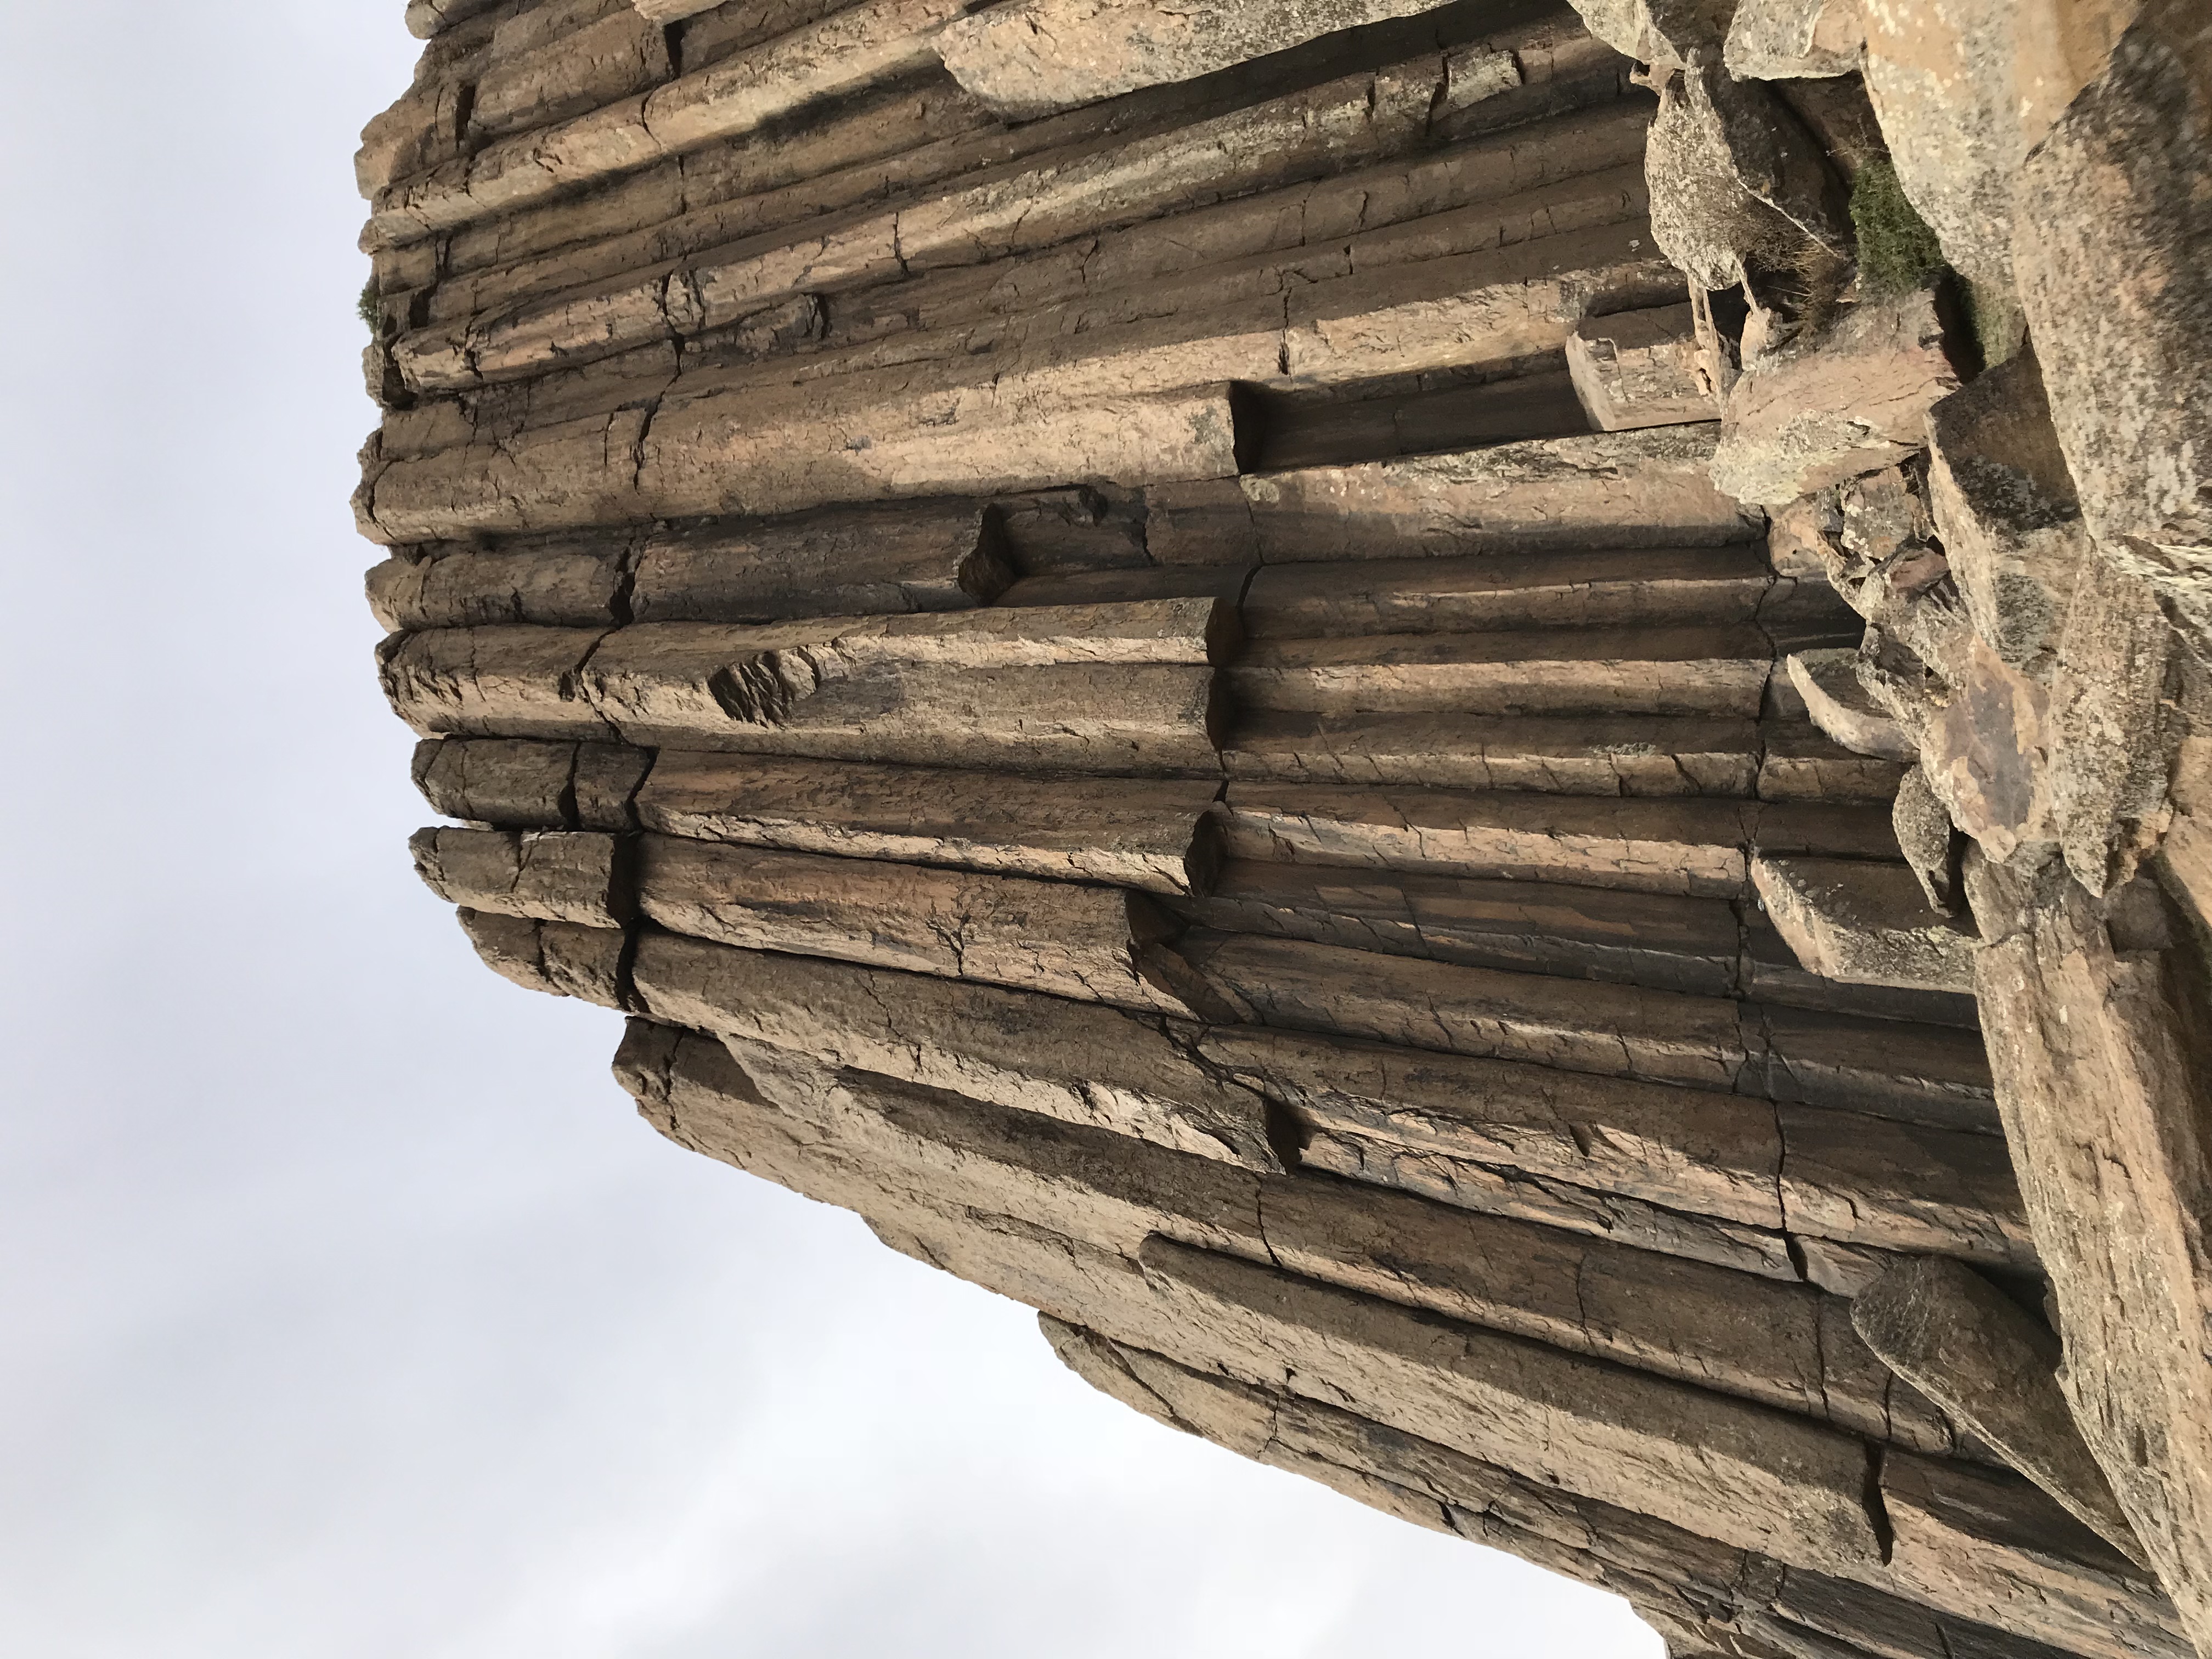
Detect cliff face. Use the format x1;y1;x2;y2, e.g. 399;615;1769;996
354;1;2212;1652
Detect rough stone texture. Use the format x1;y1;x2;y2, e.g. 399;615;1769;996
1710;290;1960;506
1787;647;1917;761
1563;303;1722;431
1858;0;2027;289
1724;0;1864;78
2011;0;2212;576
1645;60;1847;292
1220;428;1764;563
1565;0;1736;71
1753;854;1977;992
411;826;634;927
1853;1254;2145;1561
1972;857;2212;1654
1892;763;1961;912
635;752;1222;894
1924;350;2091;676
935;0;1453;120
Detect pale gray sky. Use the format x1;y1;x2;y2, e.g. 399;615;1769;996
0;5;1661;1654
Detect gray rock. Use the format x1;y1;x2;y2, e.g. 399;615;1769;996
1646;61;1848;292
1925;348;2091;675
1723;0;1864;78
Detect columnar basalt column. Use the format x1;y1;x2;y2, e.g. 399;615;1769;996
358;0;2212;1650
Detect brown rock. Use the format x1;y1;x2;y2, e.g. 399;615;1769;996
411;826;634;928
455;910;629;1007
635;752;1221;894
628;500;1011;623
633;833;1217;1016
1925;349;2092;674
1137;1236;1888;1575
1752;854;1978;992
412;737;651;831
934;0;1449;120
1227;428;1763;563
366;541;630;633
1971;861;2212;1652
1565;304;1724;431
1852;1254;2145;1562
2011;0;2211;570
1709;290;1961;506
366;0;984;245
629;930;1282;1169
1787;648;1918;761
1878;1451;2188;1659
1215;781;1898;898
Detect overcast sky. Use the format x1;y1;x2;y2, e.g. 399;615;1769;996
0;5;1662;1654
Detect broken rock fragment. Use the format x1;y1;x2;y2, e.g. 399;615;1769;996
1709;289;1960;506
1852;1254;2146;1564
1752;854;1978;992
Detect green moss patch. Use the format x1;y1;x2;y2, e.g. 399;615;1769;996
1850;160;1949;297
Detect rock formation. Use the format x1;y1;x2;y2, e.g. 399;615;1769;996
355;0;2212;1651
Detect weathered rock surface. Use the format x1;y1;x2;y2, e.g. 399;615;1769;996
354;2;2212;1648
1853;1254;2145;1561
1753;854;1977;992
1787;647;1917;760
935;0;1454;120
2011;0;2212;572
1972;857;2212;1653
634;832;1218;1014
1564;303;1722;431
1924;349;2091;674
411;826;634;927
1724;0;1864;78
1644;60;1846;292
635;752;1222;893
1710;290;1960;506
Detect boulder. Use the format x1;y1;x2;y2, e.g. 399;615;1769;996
1709;290;1959;505
1858;0;2023;289
2012;0;2212;594
1646;61;1848;292
1925;348;2091;674
1724;0;1865;78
